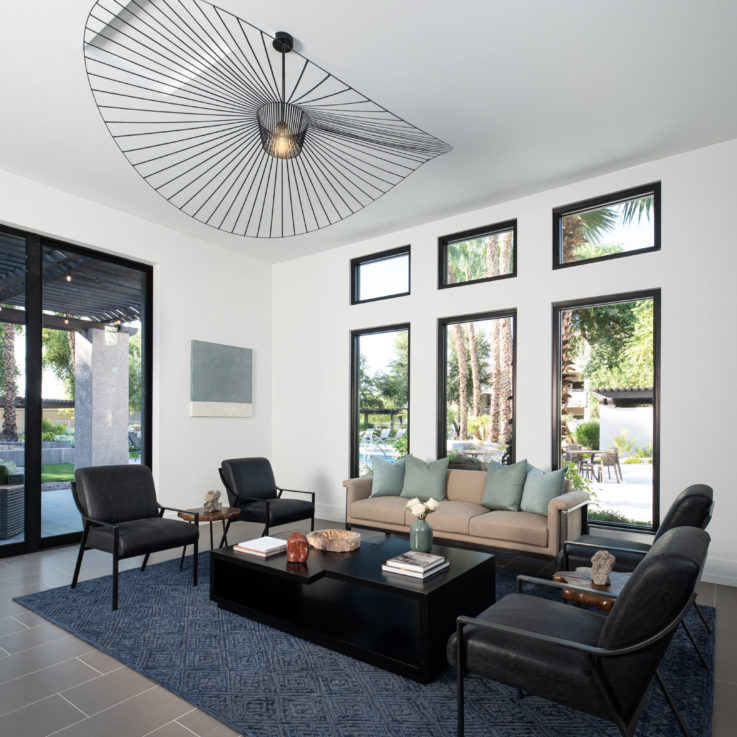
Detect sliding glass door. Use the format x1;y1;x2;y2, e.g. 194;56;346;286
0;227;152;556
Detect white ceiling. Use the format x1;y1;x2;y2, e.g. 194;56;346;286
2;1;737;264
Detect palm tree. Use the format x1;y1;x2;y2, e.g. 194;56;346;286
452;323;468;439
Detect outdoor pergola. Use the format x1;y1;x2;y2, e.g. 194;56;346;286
0;240;144;329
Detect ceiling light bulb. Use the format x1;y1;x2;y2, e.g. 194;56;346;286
66;273;72;282
64;315;69;324
273;121;290;159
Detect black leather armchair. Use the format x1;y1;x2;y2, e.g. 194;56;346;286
558;483;713;571
71;465;199;610
219;457;315;538
449;526;710;737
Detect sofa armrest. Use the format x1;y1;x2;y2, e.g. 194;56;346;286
547;490;589;553
343;477;372;522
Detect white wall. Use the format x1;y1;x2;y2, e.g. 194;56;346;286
0;168;273;510
272;137;737;585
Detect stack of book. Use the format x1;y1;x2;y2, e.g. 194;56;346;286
233;536;287;558
381;551;449;579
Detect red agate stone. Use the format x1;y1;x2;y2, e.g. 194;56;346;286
286;532;309;563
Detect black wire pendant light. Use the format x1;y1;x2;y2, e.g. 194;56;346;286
83;1;452;238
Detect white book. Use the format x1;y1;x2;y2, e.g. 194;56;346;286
385;558;448;575
382;561;450;579
234;536;287;555
385;551;446;572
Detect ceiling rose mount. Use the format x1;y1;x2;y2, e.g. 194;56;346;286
83;1;451;238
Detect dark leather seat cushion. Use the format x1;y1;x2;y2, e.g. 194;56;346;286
557;534;651;572
236;498;314;526
447;593;610;718
87;518;198;558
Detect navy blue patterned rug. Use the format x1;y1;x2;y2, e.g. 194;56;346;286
15;553;713;737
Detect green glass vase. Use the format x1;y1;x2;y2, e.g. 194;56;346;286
409;518;433;553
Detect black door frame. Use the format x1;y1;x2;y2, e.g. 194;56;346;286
0;224;153;557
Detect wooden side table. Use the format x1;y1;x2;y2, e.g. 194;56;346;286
177;506;241;550
552;567;630;611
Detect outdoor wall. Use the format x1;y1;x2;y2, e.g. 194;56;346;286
0;167;273;510
272;137;737;586
599;405;653;457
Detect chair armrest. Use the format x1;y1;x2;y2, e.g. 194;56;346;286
157;504;200;524
277;487;316;503
562;539;649;558
343;477;373;524
456;591;695;658
83;516;119;530
547;490;589;553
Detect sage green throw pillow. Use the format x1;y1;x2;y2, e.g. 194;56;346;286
481;459;528;511
400;455;449;501
520;466;566;516
370;457;406;497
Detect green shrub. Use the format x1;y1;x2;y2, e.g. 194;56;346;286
575;421;600;450
588;508;650;527
613;430;637;455
41;418;64;442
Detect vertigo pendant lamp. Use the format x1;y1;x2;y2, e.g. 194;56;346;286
83;0;452;238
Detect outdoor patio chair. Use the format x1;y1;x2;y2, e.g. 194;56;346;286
600;447;623;482
128;431;142;461
219;457;315;538
71;465;199;610
449;526;710;737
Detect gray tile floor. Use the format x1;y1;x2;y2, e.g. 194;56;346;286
0;521;732;736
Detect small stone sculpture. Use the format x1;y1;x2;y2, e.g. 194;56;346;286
203;489;222;513
286;532;310;563
591;549;616;586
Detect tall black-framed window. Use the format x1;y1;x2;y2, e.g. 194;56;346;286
552;289;660;531
437;310;516;469
0;224;153;557
350;324;409;478
351;246;410;304
553;182;661;269
438;220;517;289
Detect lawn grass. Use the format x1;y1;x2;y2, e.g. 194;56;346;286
41;463;75;483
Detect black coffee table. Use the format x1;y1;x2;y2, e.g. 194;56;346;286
210;536;495;682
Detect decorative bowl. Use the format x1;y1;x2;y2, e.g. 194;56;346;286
307;529;361;552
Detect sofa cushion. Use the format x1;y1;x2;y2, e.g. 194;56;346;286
521;466;566;516
351;496;408;526
445;469;486;504
469;510;548;547
370;457;406;497
481;459;528;511
400;455;449;501
405;500;488;535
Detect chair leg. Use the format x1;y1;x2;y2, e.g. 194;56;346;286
694;602;712;634
655;670;691;737
681;621;708;669
71;521;91;589
179;545;186;571
141;553;150;572
346;522;352;531
193;534;198;587
310;516;315;532
456;625;465;737
262;524;269;537
112;527;120;611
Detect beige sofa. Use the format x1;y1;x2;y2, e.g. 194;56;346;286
343;468;589;557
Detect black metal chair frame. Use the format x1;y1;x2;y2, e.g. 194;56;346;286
71;483;199;611
218;468;315;540
454;576;699;737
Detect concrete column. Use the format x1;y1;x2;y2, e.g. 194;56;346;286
74;327;130;469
